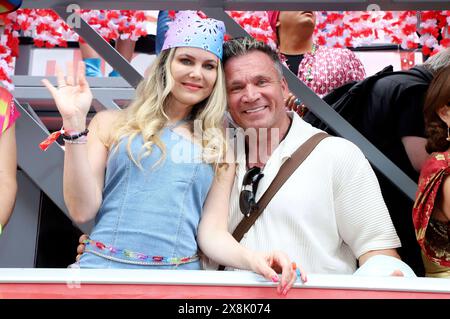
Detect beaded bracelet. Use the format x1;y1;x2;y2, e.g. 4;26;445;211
62;128;89;141
40;127;88;151
64;136;88;144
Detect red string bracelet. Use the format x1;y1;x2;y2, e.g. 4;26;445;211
39;128;89;151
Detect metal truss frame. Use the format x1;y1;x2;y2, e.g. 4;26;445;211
21;0;450;11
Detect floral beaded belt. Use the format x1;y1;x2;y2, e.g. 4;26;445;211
83;239;199;266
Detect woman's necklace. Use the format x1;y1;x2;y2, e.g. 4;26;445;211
304;43;318;82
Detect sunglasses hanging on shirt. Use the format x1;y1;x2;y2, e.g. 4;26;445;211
239;166;264;217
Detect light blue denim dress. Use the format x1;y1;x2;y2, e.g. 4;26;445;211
79;124;214;269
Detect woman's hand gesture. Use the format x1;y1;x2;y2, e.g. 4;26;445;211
42;61;93;131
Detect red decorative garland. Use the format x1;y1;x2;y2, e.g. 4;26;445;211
312;10;449;56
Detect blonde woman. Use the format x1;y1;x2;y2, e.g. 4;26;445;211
43;11;297;293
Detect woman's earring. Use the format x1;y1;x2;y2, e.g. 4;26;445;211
446;127;450;142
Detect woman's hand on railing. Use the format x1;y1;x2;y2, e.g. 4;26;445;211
249;250;307;295
75;233;89;262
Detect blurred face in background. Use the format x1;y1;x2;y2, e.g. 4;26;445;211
277;11;316;37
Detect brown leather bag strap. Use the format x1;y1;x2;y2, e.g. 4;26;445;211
218;132;329;270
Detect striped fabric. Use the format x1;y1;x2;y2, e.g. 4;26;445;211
0;87;19;136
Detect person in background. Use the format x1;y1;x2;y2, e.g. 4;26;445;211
0;87;19;236
413;64;450;278
266;11;366;112
352;48;450;277
155;10;171;55
80;39;135;77
43;11;298;294
81;10;180;76
79;10;157;77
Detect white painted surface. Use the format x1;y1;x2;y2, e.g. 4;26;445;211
0;268;449;294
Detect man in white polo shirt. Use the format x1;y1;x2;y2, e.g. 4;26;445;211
200;37;412;277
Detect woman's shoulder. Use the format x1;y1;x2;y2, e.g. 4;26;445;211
420;151;450;177
425;151;449;166
89;109;124;142
91;109;122;125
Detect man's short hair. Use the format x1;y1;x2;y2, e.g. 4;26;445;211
223;37;284;78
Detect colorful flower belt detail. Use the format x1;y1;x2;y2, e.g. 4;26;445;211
83;239;199;266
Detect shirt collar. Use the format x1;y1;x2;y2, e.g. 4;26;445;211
233;111;322;192
272;111;322;163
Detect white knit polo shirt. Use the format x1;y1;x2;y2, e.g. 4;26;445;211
205;112;401;274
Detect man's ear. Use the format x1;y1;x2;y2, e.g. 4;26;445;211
437;106;450;126
280;77;289;98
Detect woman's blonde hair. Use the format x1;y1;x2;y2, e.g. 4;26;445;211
106;48;228;171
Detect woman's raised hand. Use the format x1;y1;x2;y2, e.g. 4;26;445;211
42;61;93;131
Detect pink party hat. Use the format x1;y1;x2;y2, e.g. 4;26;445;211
161;11;226;59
